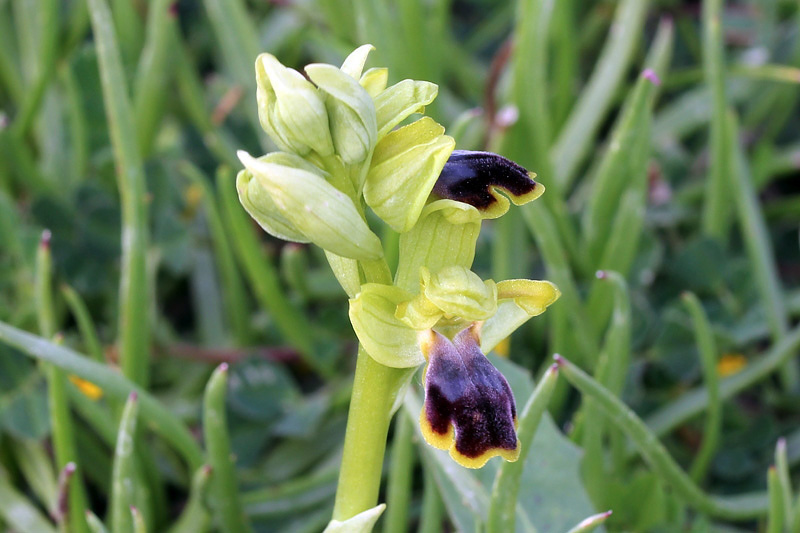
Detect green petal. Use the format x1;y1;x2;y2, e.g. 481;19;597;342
256;54;334;156
480;280;561;354
375;80;439;137
349;284;424;368
340;44;375;79
306;63;377;164
238;151;383;260
236;169;309;243
365;118;455;232
360;67;388;97
422;266;497;322
395;199;482;292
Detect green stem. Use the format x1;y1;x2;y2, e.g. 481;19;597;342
332;347;414;520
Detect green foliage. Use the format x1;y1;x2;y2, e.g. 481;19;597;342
1;0;800;532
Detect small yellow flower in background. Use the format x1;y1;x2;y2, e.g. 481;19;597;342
717;353;747;377
69;375;103;400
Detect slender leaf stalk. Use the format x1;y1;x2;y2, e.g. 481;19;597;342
203;364;252;533
0;321;205;469
683;292;722;483
111;393;139;533
557;355;768;520
551;0;650;187
727;111;798;389
700;0;731;239
384;413;416;533
0;471;58;533
168;466;213;533
133;0;176;157
85;512;108;533
776;439;794;526
37;233;90;533
767;466;784;533
88;0;151;387
487;364;559;533
418;470;444;533
61;285;105;364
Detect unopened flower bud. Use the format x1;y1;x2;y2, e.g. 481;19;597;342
237;150;383;260
256;53;334;156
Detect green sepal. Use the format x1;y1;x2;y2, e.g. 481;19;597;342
365;118;455;232
480;280;561;354
395;200;482;292
323;504;386;533
349;284;425;368
237;150;383;260
340;44;375;79
306;63;378;164
360;68;388;97
374;80;438;138
256;53;334;156
236;168;310;243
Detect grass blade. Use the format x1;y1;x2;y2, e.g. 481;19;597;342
700;0;731;239
557;354;768;520
727;110;798;389
204;364;252;533
88;0;151;387
384;413;415;533
551;0;650;188
0;320;204;469
111;393;139;533
487;364;559;533
682;292;721;483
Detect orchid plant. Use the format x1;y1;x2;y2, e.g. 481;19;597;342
236;45;560;531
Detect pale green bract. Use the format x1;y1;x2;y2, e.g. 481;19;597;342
323;504;386;533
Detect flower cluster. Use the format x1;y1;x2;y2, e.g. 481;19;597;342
237;45;560;469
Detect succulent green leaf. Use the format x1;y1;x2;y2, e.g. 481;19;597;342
395;200;482;292
323;503;386;533
480;280;561;354
256;53;334;156
365;118;455;232
374;80;438;137
237;151;383;260
305;63;377;164
360;68;388;97
340;44;375;80
349;284;424;368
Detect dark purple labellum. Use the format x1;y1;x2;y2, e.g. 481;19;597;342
431;150;540;217
420;325;520;468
